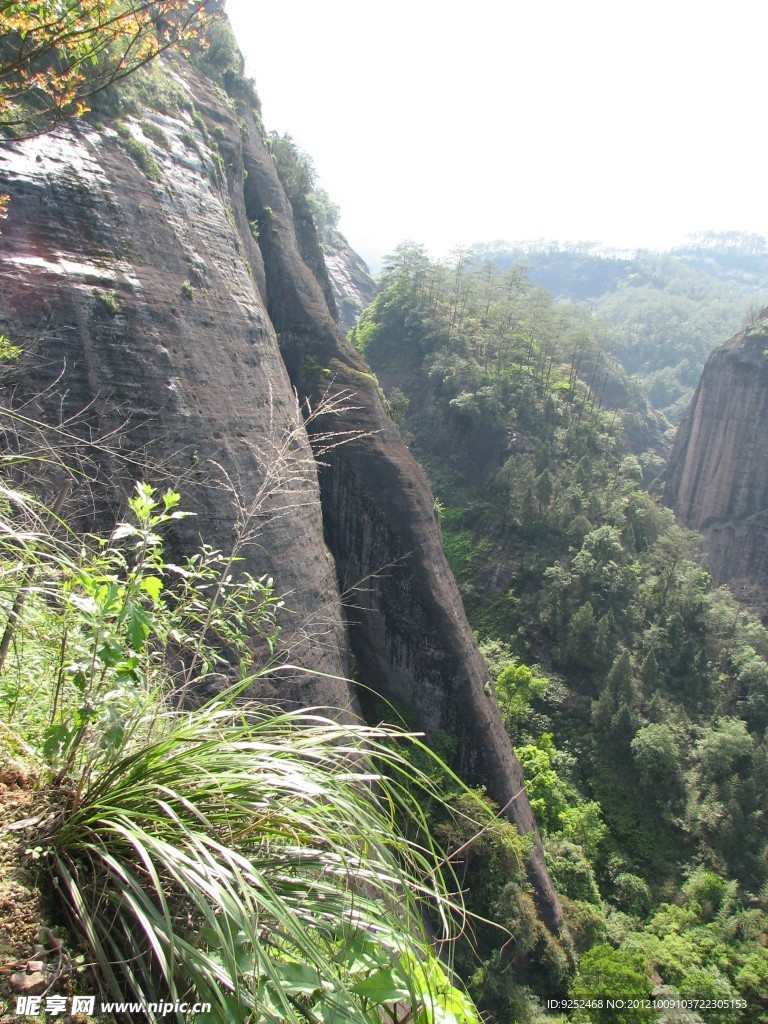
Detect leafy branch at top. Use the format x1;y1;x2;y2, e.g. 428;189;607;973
0;0;221;137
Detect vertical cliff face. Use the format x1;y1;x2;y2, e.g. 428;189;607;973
665;315;768;613
0;54;563;932
0;64;352;712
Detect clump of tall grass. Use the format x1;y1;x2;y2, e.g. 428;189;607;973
49;700;476;1023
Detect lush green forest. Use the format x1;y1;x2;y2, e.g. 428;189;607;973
471;235;768;423
352;244;768;1023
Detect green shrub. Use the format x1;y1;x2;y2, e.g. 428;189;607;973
118;127;164;181
140;119;172;150
544;838;601;905
97;289;119;316
0;335;22;361
613;872;653;919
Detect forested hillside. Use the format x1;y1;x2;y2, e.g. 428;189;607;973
354;246;768;1022
472;235;768;423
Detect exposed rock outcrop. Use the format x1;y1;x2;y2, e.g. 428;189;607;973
0;53;563;933
322;230;377;333
665;314;768;614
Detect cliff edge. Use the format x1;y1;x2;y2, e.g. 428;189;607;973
665;314;768;615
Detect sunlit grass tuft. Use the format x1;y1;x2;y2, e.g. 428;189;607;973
46;696;475;1023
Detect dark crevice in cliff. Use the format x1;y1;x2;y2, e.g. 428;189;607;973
228;85;567;938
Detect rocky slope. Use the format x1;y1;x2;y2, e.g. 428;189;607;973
665;314;768;614
0;53;563;931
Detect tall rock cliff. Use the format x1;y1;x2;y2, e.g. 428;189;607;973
665;314;768;614
0;50;563;932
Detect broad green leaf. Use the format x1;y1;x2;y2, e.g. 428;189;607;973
43;722;73;758
112;523;140;541
140;576;163;602
335;931;388;973
352;968;411;1003
196;995;250;1024
269;961;323;995
100;719;126;755
125;605;152;653
419;987;480;1024
70;669;87;692
68;593;98;615
320;1004;363;1024
98;640;125;667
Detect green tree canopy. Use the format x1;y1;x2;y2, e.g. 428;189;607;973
571;944;658;1023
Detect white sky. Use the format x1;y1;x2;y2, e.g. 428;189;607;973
225;0;768;272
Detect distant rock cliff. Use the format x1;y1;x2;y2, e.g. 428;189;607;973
665;315;768;614
0;49;563;930
321;229;377;333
